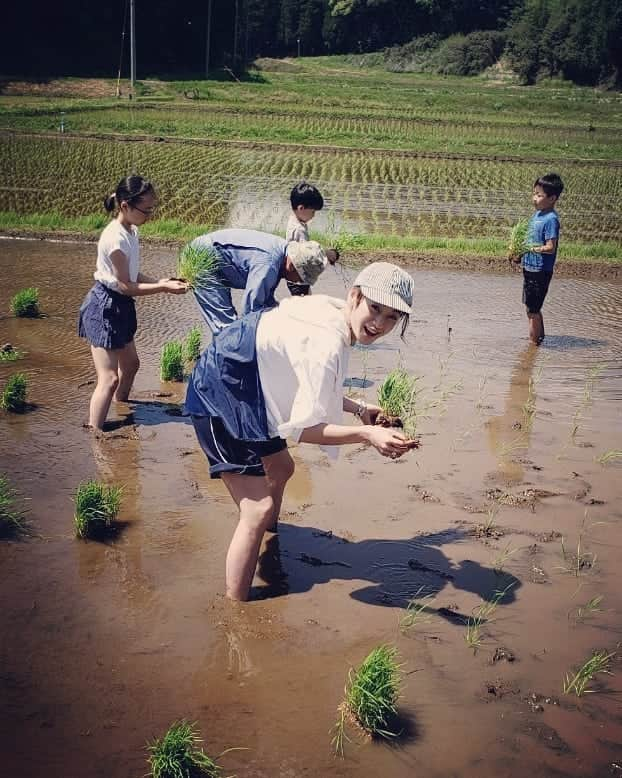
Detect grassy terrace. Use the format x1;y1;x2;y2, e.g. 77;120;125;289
1;59;621;262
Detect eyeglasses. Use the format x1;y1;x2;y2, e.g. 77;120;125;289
131;203;157;217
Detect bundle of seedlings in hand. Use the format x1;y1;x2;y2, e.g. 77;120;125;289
147;720;223;778
376;368;419;435
10;287;40;318
160;341;185;381
74;480;122;539
508;219;530;261
176;244;220;289
0;372;28;412
183;326;202;363
0;343;24;362
333;644;402;755
0;474;27;537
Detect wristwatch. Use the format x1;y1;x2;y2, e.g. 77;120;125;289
354;401;367;419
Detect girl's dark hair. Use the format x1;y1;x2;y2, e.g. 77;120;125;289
104;175;155;212
352;287;410;340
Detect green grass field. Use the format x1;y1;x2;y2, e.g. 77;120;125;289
1;58;621;261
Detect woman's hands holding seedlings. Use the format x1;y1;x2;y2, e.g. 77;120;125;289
364;425;418;459
161;278;189;294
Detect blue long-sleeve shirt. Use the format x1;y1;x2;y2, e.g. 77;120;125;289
191;229;288;315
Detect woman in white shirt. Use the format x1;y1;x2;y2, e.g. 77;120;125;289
78;175;187;429
185;261;417;601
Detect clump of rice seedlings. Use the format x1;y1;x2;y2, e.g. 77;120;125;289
74;480;122;539
0;344;24;362
160;341;184;381
176;243;220;289
0;372;28;412
563;649;616;697
332;644;402;755
492;543;518;574
147;720;223;778
508;219;530;259
183;326;202;363
0;474;27;537
377;368;419;435
559;534;597;576
596;449;622;465
465;584;514;651
401;587;435;631
10;287;40;317
571;595;604;623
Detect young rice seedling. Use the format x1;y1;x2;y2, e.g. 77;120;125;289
332;644;402;755
160;341;185;382
74;480;122;539
147;720;223;778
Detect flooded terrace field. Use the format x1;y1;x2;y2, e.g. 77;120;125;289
1;238;622;777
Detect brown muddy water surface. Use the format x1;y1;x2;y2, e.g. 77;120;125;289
1;238;622;778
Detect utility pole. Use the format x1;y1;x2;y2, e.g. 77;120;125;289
233;0;239;69
130;0;136;98
205;0;212;78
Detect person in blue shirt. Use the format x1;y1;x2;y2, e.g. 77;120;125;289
510;173;564;345
189;228;329;334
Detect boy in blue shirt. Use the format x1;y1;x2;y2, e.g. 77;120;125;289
511;173;564;345
189;228;328;334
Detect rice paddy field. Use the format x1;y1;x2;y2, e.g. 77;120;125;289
1;59;621;261
1;238;622;777
1;60;622;777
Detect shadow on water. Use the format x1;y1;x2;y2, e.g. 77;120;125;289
128;399;190;426
255;525;521;623
541;335;608;350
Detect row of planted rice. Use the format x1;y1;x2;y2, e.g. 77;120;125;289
1;133;621;243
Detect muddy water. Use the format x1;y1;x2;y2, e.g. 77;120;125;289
1;238;622;778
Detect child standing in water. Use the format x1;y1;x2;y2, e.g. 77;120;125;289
78;175;187;429
286;181;339;296
184;261;417;601
511;173;564;344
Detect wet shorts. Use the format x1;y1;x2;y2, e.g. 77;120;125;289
522;269;553;314
78;282;137;349
192;415;287;479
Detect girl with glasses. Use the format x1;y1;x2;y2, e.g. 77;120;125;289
78;175;188;429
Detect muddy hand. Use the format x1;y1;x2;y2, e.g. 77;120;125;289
366;426;413;458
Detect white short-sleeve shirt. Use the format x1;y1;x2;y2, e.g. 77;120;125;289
93;219;140;290
256;295;351;459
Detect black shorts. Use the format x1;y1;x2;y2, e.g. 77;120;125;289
192;415;287;479
522;269;553;314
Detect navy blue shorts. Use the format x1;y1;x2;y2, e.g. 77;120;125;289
192;415;287;479
78;282;137;349
523;269;553;314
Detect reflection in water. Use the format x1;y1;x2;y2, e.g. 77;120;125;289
486;344;541;481
76;429;155;608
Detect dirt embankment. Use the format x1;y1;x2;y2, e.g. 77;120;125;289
2;229;620;280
